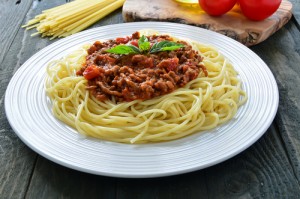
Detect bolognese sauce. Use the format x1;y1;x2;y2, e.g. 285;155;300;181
76;32;207;102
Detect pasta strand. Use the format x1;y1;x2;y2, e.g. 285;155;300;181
45;33;247;144
23;0;125;39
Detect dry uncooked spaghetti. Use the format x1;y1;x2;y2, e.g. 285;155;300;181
22;0;125;39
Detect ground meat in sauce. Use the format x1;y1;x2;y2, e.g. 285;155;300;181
76;32;208;102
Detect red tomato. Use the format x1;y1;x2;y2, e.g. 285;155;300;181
83;65;101;80
130;39;138;47
239;0;282;21
198;0;237;16
115;36;129;44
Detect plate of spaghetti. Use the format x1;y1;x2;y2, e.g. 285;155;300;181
5;22;278;178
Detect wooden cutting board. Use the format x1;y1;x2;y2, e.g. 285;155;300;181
122;0;293;46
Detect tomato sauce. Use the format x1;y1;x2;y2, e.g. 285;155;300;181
76;32;207;102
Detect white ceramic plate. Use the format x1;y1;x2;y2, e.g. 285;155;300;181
5;22;278;178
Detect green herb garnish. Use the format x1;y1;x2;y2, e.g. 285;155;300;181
106;35;184;55
138;35;151;52
149;40;184;53
106;44;140;54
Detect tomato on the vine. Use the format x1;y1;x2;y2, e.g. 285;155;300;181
238;0;282;21
198;0;237;16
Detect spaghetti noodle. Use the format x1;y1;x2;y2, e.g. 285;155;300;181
45;31;247;144
22;0;125;39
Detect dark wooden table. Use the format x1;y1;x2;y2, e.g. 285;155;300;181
1;0;300;198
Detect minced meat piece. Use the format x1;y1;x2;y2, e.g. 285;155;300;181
77;32;207;102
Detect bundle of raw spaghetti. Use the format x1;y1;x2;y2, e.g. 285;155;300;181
22;0;125;39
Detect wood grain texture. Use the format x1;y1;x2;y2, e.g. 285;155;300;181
0;128;36;198
122;0;293;46
290;0;300;24
0;0;70;198
0;0;36;198
116;172;207;199
205;125;300;198
26;157;116;199
0;0;33;65
252;21;300;182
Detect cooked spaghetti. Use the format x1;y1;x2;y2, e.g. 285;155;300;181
45;31;247;144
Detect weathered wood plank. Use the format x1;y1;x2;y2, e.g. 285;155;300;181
116;172;207;199
290;0;300;25
251;20;300;182
25;156;116;199
206;125;300;198
0;0;37;198
0;0;33;67
0;129;36;198
0;0;70;198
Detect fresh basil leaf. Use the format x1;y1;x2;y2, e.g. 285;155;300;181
106;45;141;54
149;40;169;53
138;35;148;45
149;41;184;53
161;45;184;51
138;35;150;52
106;38;184;55
148;42;161;53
